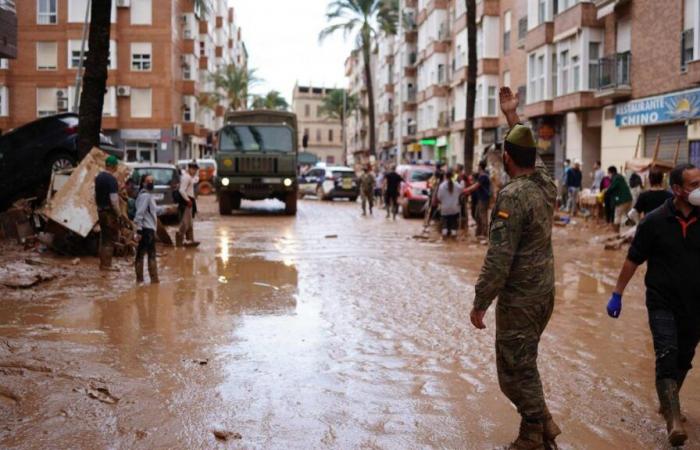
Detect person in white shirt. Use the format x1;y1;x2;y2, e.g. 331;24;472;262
436;168;464;238
177;162;199;247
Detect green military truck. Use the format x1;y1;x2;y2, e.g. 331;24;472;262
214;110;298;215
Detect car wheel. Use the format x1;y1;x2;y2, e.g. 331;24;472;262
49;153;77;173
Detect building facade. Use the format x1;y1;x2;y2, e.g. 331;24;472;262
347;0;700;180
3;0;247;163
292;84;345;165
0;0;17;59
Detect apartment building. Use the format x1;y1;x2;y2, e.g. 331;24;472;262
345;47;377;165
2;0;246;163
0;0;17;59
292;84;344;165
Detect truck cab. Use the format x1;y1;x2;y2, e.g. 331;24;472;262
215;110;298;215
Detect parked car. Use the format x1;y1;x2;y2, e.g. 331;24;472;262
177;158;218;195
127;163;181;220
298;166;359;201
398;164;434;218
0;113;123;211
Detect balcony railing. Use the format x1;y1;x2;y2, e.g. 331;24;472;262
518;16;528;41
682;29;694;72
597;51;631;90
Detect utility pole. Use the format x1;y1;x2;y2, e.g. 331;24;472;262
73;0;91;113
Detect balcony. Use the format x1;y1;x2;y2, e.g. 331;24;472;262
199;20;209;35
476;0;499;19
199;56;208;70
525;22;554;52
524;100;554;118
183;38;196;55
553;92;602;113
595;51;632;99
554;2;601;37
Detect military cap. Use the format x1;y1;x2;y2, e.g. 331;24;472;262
105;155;119;167
505;124;536;149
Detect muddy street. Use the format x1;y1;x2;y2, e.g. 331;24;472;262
0;196;698;449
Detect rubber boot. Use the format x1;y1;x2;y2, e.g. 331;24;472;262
135;257;144;283
99;245;118;271
147;258;159;284
542;407;561;450
185;229;200;246
508;420;545;450
657;379;688;446
658;371;688;422
175;232;183;247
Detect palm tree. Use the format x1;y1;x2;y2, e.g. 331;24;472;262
77;0;112;159
211;65;261;112
252;90;289;111
320;89;359;165
319;0;398;158
464;0;477;170
197;92;221;112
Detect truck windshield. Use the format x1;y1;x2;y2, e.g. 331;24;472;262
219;125;294;152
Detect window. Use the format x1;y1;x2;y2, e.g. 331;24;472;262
183;105;192;122
316;128;321;142
503;70;511;88
131;43;152;71
37;0;57;25
131;0;153;25
69;39;117;70
36;42;57;70
477;26;484;60
317;105;322;118
130;88;152;118
528;54;536;102
37;87;58;117
560;49;569;95
503;11;512;55
328;129;334;142
572;55;580;92
68;0;116;23
487;86;497;116
538;0;547;24
475;83;483;117
0;59;8;70
304;104;310;117
0;86;8;117
589;42;600;90
537;55;545;101
552;52;558;97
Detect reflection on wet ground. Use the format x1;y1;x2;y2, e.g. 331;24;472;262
0;197;698;449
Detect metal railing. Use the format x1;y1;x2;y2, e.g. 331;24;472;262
518;17;528;41
597;51;631;90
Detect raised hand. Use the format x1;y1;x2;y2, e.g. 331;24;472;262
499;87;519;115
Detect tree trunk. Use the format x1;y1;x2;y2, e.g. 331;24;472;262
362;27;376;158
77;0;112;160
464;0;477;171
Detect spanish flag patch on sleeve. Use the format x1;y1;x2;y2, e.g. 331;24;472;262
497;210;510;220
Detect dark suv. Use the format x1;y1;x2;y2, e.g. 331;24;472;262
0;113;122;210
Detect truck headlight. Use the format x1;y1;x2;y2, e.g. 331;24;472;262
283;178;293;187
221;177;230;187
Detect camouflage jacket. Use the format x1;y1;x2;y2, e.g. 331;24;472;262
359;173;376;194
473;157;557;310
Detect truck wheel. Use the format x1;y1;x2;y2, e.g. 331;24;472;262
219;193;232;215
198;181;214;196
349;196;358;202
285;192;297;215
232;194;242;210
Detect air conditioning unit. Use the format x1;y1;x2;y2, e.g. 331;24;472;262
117;85;131;97
116;0;130;7
55;89;67;99
172;124;182;138
57;98;69;112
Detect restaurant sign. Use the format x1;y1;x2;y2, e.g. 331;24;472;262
616;87;700;127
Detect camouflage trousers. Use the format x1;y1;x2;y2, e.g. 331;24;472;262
496;291;554;422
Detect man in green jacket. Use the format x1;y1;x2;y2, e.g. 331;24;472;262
604;166;632;233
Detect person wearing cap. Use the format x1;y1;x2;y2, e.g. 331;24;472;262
462;160;491;238
606;163;700;446
604;165;633;233
469;87;560;449
94;155;122;271
565;160;583;216
177;162;200;247
359;164;376;216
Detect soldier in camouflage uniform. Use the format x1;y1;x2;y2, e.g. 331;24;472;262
470;87;561;450
359;165;376;216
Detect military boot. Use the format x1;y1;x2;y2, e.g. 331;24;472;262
148;258;159;284
508;421;545;450
135;258;144;283
657;378;688;446
175;232;184;247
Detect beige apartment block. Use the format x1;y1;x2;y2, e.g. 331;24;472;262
2;0;247;163
292;84;345;166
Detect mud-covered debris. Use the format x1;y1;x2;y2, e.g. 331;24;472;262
412;235;429;240
86;386;120;405
253;282;279;290
213;429;242;441
324;234;338;239
71;258;80;265
0;262;59;289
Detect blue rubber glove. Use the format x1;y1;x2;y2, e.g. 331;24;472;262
607;293;622;318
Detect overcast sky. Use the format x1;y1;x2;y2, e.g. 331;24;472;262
230;0;356;103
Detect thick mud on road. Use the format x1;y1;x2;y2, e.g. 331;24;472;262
0;197;698;449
